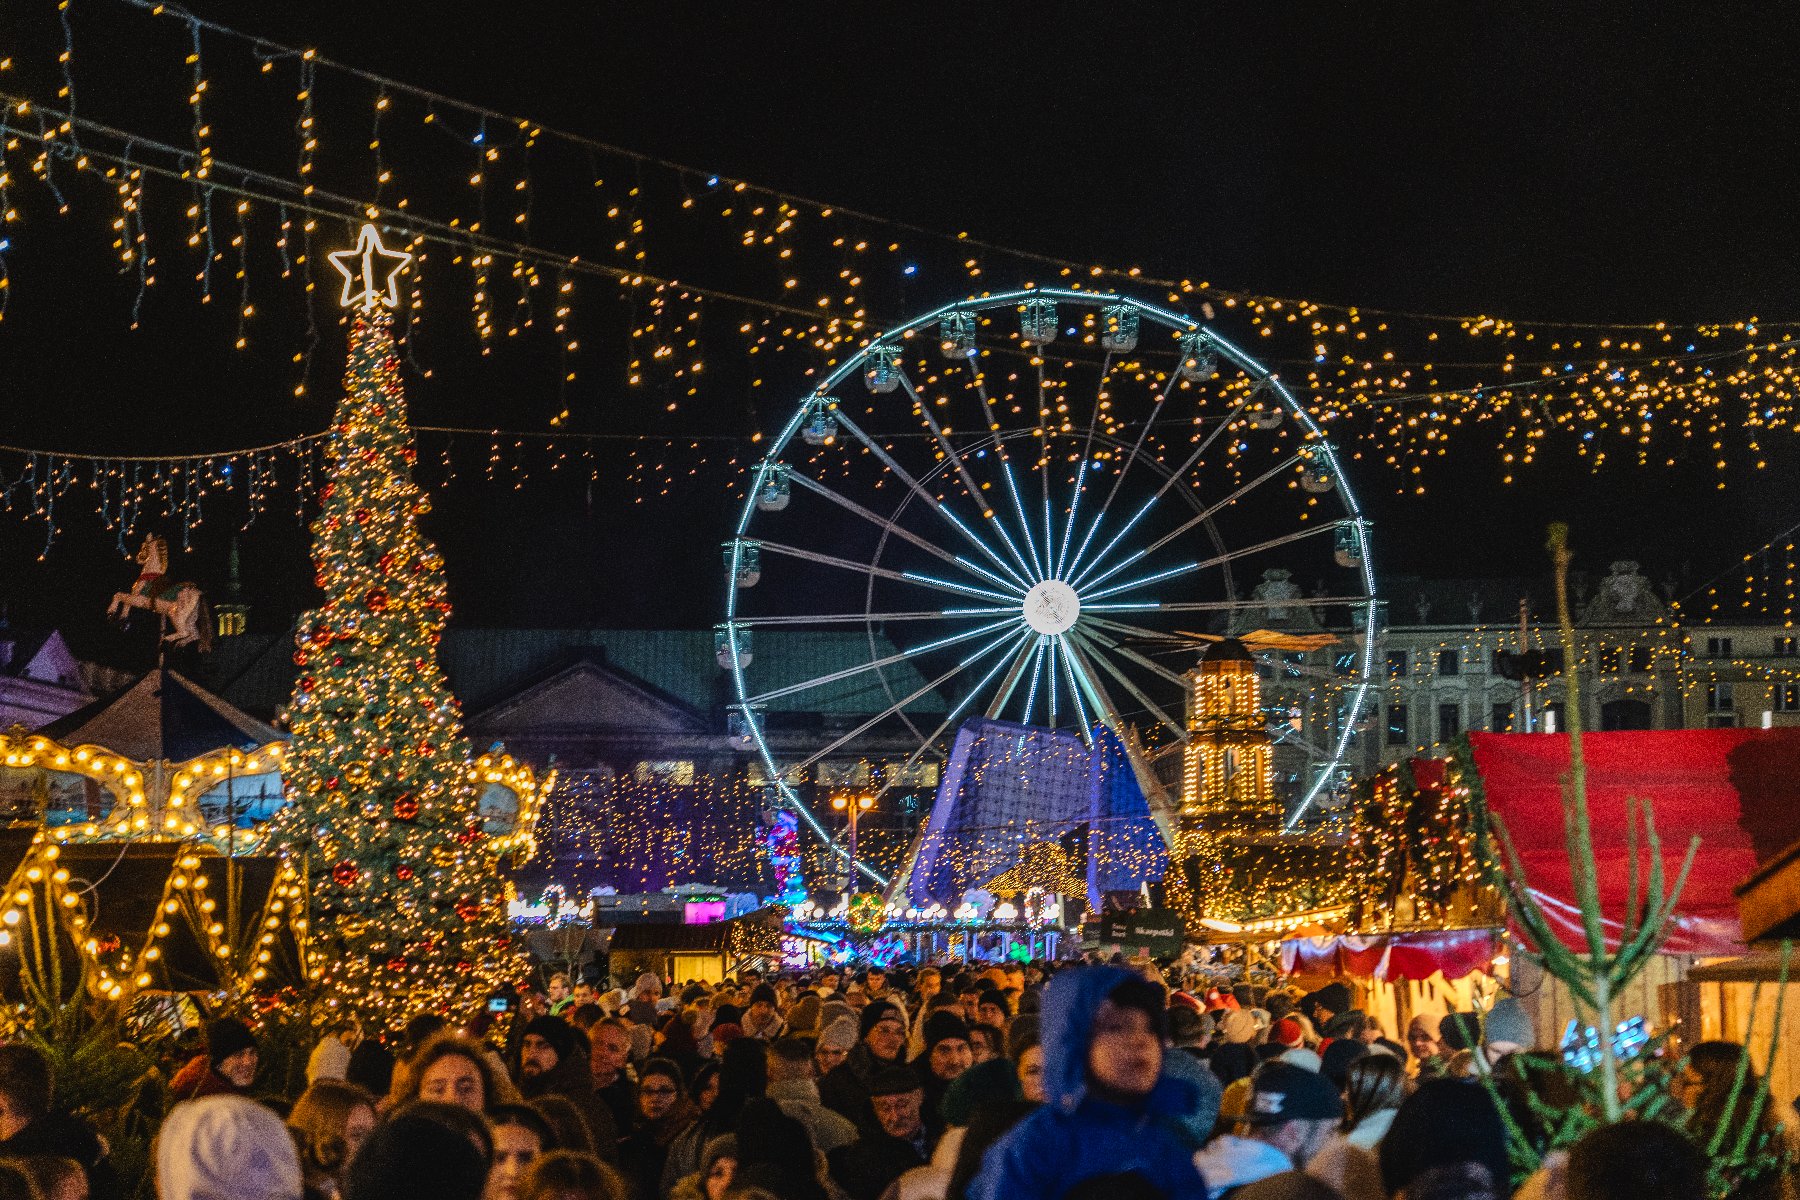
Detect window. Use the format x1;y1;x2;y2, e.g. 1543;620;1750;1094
1333;652;1356;677
1777;685;1800;713
1491;702;1515;732
1436;649;1461;676
1598;648;1621;672
1629;646;1653;673
1386;650;1409;679
1706;683;1735;713
1706;636;1733;658
1437;704;1462;742
633;760;695;785
884;760;940;788
1386;705;1409;747
816;761;876;788
1777;637;1799;658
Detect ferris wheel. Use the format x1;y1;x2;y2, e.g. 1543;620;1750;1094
722;288;1378;886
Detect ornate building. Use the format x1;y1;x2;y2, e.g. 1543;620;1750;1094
1181;638;1276;823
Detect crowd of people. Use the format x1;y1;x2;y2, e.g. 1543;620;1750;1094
0;958;1789;1200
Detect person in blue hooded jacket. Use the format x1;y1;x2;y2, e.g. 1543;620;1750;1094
968;965;1210;1200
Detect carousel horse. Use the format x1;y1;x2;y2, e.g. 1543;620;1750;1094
106;534;212;650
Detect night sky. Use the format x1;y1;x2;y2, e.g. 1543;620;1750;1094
1;3;1797;660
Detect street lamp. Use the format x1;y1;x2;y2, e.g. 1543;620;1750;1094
831;791;875;888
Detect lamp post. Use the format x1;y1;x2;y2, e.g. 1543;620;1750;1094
831;790;875;889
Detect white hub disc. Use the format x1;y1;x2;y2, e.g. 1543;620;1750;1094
1023;579;1081;635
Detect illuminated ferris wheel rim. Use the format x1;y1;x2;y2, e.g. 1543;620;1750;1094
724;287;1380;887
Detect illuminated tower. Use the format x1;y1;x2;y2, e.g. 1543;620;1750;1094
1181;638;1274;818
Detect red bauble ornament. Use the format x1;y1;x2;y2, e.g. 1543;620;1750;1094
386;957;408;972
455;897;480;921
396;865;414;880
298;676;317;693
456;960;472;973
354;507;372;525
321;483;336;501
365;588;389;613
378;551;396;573
332;860;359;888
393;792;419;821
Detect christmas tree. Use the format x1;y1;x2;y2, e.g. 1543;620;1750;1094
280;225;514;1027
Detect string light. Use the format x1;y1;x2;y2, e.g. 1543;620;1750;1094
0;6;1788;488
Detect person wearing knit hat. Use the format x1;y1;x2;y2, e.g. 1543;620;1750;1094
828;1066;929;1200
913;1011;973;1146
1378;1077;1510;1198
816;1014;859;1074
1270;1018;1304;1050
1320;1038;1369;1090
1194;1061;1344;1194
1279;1047;1324;1074
170;1018;260;1101
516;1015;618;1159
975;990;1012;1031
157;1095;304;1200
742;983;786;1040
1482;998;1533;1054
819;999;909;1132
344;1108;487;1200
1312;983;1352;1023
1209;1007;1262;1088
1219;1008;1259;1045
1405;1012;1445;1076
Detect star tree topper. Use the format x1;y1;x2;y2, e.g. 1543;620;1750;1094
328;223;413;312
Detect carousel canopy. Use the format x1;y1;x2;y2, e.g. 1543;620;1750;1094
40;668;281;763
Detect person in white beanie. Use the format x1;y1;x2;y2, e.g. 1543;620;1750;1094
156;1095;303;1200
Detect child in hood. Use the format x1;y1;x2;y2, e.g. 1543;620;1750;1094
968;965;1208;1200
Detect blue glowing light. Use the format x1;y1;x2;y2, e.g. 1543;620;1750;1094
904;264;918;275
707;175;721;187
472;131;485;144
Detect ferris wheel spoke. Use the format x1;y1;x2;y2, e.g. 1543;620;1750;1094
868;633;1037;805
785;627;1031;777
833;410;1033;591
896;370;1043;582
955;349;1047;580
1083;521;1350;601
755;539;1021;602
1020;635;1049;726
1080;453;1305;592
996;452;1048;580
1055;635;1096;745
738;616;1023;707
1066;628;1187;743
731;607;1019;628
1077;621;1195;687
787;470;977;574
1054;457;1088;581
985;635;1042;719
1037;358;1057;575
1082;559;1207;604
1064;391;1254;587
1061;370;1204;583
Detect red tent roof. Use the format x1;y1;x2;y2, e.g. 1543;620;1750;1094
1465;729;1800;955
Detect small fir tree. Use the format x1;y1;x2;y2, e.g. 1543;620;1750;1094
280;238;513;1027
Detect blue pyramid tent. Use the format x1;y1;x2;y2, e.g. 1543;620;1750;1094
904;717;1168;909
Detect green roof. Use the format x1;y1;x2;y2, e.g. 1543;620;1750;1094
203;627;946;721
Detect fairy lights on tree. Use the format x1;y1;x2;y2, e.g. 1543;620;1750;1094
277;224;516;1027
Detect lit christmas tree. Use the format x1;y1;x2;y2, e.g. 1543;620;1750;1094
279;225;514;1026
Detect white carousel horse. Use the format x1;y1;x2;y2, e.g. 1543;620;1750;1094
106;534;212;650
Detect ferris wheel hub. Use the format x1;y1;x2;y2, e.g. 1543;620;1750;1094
1022;579;1081;636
